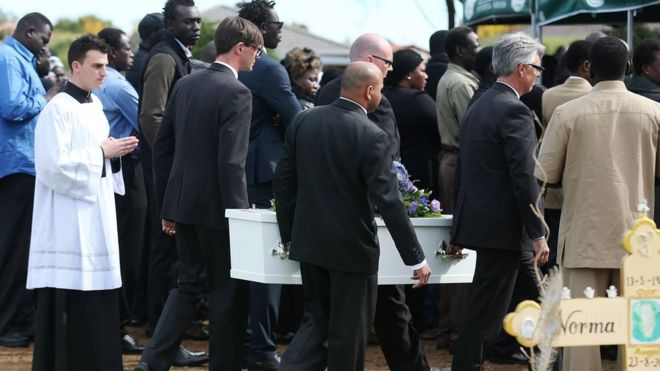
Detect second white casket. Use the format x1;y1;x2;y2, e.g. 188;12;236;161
225;209;475;285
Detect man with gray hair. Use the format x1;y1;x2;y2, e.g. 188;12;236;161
449;32;550;370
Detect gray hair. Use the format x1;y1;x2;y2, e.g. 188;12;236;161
492;32;545;77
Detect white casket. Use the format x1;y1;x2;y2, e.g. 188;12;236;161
225;209;475;285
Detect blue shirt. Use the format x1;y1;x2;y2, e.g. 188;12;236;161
94;66;140;138
0;36;47;178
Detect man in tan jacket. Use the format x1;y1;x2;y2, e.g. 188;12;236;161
536;37;660;371
540;40;592;269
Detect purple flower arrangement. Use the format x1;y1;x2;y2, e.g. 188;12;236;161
393;161;442;217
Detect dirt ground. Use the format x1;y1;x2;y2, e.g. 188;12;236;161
0;324;615;370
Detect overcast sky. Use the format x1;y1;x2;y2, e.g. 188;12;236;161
2;0;464;48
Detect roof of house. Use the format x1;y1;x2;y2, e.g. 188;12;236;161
202;4;351;65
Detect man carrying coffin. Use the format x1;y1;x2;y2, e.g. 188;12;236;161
274;62;431;371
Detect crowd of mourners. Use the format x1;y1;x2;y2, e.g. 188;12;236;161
1;0;659;370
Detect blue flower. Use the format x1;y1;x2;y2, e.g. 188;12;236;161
408;201;418;216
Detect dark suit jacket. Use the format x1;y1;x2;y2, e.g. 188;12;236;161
382;85;440;190
316;77;401;160
153;63;251;231
274;99;425;275
238;54;301;187
451;82;545;251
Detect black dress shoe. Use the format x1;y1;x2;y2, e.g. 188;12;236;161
133;361;150;371
0;332;30;347
248;354;281;371
172;345;209;367
489;350;529;365
121;333;145;354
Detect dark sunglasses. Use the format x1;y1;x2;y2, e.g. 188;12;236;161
263;21;284;30
371;55;393;68
525;63;545;73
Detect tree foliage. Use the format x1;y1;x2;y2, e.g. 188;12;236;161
55;15;112;35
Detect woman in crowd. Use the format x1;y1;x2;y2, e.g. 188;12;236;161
383;48;441;195
281;47;321;110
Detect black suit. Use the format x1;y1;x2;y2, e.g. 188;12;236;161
317;77;401;160
451;82;545;370
274;99;425;370
314;85;430;371
141;63;251;371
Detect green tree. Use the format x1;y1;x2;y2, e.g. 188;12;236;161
606;25;660;49
191;20;216;60
55;15;112;34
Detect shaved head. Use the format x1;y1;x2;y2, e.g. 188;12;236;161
350;33;391;61
340;61;383;112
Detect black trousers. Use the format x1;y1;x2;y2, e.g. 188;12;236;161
281;262;377;371
375;285;430;371
489;249;539;357
32;288;121;371
0;174;35;336
142;163;178;329
115;155;147;324
452;248;521;371
141;223;249;371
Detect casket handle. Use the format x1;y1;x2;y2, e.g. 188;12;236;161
272;241;290;260
435;240;468;260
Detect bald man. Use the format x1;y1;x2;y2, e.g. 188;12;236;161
274;62;431;371
316;34;436;371
317;33;400;160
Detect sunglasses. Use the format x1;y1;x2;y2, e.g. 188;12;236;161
371;55;393;68
525;63;545;74
263;21;284;30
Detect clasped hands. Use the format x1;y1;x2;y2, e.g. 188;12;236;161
101;136;139;159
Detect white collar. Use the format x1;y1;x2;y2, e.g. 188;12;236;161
174;38;192;59
566;76;590;84
213;61;238;79
340;97;368;114
496;81;520;99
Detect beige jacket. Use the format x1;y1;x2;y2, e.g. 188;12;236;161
435;63;478;149
540;77;593;209
536;80;660;269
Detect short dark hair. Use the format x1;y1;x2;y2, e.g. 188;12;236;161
15;12;52;33
163;0;196;22
237;0;276;27
67;34;110;69
473;46;493;78
445;26;474;59
429;30;448;55
214;16;263;55
633;38;660;75
590;37;629;81
564;40;592;73
97;28;126;50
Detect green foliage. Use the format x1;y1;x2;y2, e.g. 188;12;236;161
606;25;660;49
54;15;112;34
191;21;216;60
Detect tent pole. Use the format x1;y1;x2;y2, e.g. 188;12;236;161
627;10;633;47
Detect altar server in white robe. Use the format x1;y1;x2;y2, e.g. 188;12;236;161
27;34;139;371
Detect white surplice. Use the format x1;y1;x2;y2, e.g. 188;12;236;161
27;93;124;291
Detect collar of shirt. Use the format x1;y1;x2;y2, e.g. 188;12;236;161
174;38;193;59
496;81;520;99
567;76;590;84
447;62;479;82
105;66;124;80
4;36;37;67
339;97;368;114
213;61;238;79
63;81;93;103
